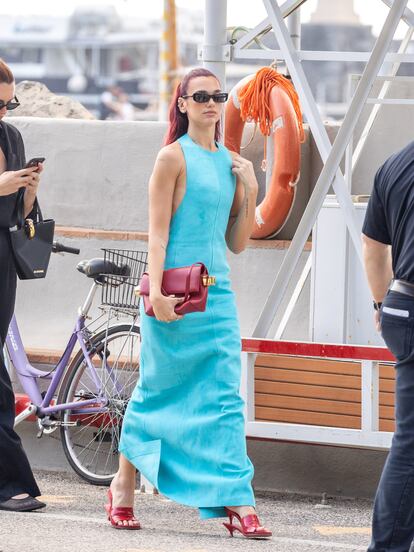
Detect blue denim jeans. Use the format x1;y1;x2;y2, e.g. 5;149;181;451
368;291;414;552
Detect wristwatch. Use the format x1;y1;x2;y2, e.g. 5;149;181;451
373;301;383;311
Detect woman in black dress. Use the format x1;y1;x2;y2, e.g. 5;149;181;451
0;58;45;512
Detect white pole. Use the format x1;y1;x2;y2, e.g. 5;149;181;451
159;0;169;121
159;0;177;121
287;7;301;50
203;0;228;90
265;8;301;190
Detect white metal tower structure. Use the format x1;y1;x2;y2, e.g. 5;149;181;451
199;0;411;340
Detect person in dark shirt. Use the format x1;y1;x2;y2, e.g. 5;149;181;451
362;140;414;551
0;58;45;512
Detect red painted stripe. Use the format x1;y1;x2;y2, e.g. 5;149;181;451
14;393;36;420
241;338;395;362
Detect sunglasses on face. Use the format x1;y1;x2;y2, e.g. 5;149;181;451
181;91;228;104
0;96;20;110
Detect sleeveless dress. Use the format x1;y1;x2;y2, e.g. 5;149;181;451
119;133;255;519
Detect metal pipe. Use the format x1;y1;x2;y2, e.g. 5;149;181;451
79;282;99;317
203;0;228;89
381;0;414;27
233;49;414;62
235;0;307;51
287;7;301;50
158;0;178;121
352;26;414;172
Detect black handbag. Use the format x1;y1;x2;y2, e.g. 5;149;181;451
9;196;55;280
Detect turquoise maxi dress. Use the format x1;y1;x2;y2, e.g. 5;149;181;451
119;132;255;519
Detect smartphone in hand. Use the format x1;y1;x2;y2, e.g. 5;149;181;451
24;157;45;170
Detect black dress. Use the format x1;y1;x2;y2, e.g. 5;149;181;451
0;120;41;501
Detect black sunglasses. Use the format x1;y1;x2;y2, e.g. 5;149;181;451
181;92;228;104
0;96;20;111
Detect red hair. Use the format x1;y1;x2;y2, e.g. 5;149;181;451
163;68;222;146
0;58;14;84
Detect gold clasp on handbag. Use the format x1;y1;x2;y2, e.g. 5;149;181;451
24;218;35;240
202;275;216;287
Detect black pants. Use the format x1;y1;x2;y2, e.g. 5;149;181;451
0;231;16;342
368;291;414;552
0;230;40;500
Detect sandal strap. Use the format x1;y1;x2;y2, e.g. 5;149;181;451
111;506;137;521
242;514;260;527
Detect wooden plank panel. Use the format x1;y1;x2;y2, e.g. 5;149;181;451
255;394;395;419
256;381;394;407
254;357;394;376
253;355;396;433
255;393;361;416
379;364;395;379
380;392;394;407
380;419;395;432
379;404;395;420
255;380;361;402
379;379;395;393
255;408;395;430
255;406;360;429
255;366;361;389
256;355;360;375
256;367;393;392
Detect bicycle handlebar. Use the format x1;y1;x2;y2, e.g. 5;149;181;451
52;241;80;255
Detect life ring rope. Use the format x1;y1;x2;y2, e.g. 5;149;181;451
238;67;305;141
225;66;304;239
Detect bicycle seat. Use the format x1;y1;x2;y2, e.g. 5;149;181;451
77;258;130;279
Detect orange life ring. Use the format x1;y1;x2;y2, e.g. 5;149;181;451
225;74;302;239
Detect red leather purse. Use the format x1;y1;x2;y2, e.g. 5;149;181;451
136;262;216;317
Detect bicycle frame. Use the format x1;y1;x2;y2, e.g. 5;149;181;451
7;282;109;426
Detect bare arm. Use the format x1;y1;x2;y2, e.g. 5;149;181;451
225;153;258;254
362;233;393;303
147;145;184;321
362;233;393;331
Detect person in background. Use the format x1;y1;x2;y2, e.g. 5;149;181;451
0;57;45;512
99;84;122;120
112;92;135;121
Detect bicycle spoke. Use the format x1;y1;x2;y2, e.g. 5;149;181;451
60;327;140;482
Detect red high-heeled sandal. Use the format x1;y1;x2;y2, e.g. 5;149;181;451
223;507;272;539
105;489;141;530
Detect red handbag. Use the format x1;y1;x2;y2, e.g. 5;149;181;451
137;262;216;317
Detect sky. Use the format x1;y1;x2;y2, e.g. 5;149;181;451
2;0;414;38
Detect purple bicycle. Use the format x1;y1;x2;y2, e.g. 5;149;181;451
6;244;148;485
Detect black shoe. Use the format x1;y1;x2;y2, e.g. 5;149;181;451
0;496;46;512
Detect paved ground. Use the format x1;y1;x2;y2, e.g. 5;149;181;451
0;471;380;552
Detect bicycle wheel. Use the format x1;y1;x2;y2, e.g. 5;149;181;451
59;323;140;485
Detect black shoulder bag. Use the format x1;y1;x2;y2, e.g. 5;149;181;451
9;196;55;280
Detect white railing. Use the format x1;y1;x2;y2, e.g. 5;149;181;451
241;338;395;449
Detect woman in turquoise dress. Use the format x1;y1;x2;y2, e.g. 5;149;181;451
107;68;272;539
